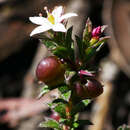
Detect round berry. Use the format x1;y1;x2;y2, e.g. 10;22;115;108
74;79;103;99
50;112;60;122
36;56;65;86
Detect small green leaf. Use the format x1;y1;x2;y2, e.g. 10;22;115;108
75;35;86;61
73;120;93;128
73;122;79;128
38;85;50;99
85;46;96;61
53;32;65;45
94;36;110;51
52;46;74;60
85;36;110;62
65;26;73;48
58;85;69;94
42;40;57;49
59;118;68;123
39;119;61;129
61;90;71;102
83;18;92;46
76;120;93;126
54;102;67;118
72;99;91;115
82;99;91;106
58;85;71;101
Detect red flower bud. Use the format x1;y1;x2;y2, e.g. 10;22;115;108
36;56;65;86
92;26;101;37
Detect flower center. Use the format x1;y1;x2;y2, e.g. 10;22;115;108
47;13;55;25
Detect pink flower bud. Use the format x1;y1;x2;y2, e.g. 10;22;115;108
92;26;101;37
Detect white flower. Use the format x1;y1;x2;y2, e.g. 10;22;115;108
29;6;78;36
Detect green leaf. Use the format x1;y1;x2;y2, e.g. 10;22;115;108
76;120;93;126
72;99;91;115
73;122;79;128
94;36;110;51
42;40;57;50
59;118;68;123
75;35;86;61
73;120;93;128
61;90;71;102
83;18;92;46
65;26;73;48
85;46;96;61
82;99;91;106
48;99;68;109
54;102;67;118
37;85;50;99
58;85;71;102
85;36;110;61
53;32;65;46
52;46;74;60
39;119;61;129
58;85;69;94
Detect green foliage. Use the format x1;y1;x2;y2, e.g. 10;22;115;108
85;36;110;61
39;118;61;130
38;85;50;99
54;102;67;118
71;99;91;115
42;40;57;50
83;18;92;45
58;85;71;102
73;120;93;128
75;35;86;62
65;26;73;49
52;46;74;60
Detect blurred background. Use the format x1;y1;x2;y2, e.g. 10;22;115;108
0;0;130;130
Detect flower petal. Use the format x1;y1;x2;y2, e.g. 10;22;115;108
52;6;63;23
59;13;78;22
29;17;51;25
30;25;52;36
52;23;66;32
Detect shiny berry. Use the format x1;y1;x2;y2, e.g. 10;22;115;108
50;112;60;122
84;79;103;98
36;56;65;86
75;79;103;99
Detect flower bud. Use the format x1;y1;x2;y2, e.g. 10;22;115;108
92;26;101;37
36;56;65;87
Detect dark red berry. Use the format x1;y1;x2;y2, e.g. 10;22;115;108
36;56;65;86
84;79;103;98
50;112;60;122
75;79;103;99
